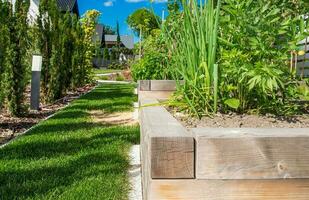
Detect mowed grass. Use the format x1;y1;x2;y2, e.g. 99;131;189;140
0;84;139;200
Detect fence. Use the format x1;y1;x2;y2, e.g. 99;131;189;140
93;54;135;68
297;37;309;78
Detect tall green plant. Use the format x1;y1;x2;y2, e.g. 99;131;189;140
6;0;30;116
47;1;62;101
37;2;99;102
163;0;221;117
131;30;171;81
71;15;86;89
103;48;110;60
116;21;121;48
218;0;309;114
37;0;54;101
80;10;101;84
61;13;74;90
0;1;10;109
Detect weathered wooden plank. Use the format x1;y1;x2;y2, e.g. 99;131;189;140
140;98;194;181
140;111;151;200
139;80;151;91
149;179;309;200
151;137;194;178
193;128;309;179
150;80;177;91
138;91;173;102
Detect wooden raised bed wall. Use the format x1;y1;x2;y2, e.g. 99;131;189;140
138;80;309;200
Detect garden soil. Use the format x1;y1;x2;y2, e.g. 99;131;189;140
172;111;309;128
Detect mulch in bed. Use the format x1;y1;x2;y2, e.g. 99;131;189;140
0;84;95;145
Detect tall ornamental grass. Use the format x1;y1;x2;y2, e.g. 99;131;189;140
163;0;221;117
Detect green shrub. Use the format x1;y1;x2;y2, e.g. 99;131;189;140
101;76;109;80
131;51;169;81
116;74;125;81
131;31;171;81
109;61;129;70
162;0;221;116
305;78;309;87
37;1;100;102
0;1;10;109
218;0;308;114
103;48;110;60
5;0;31;116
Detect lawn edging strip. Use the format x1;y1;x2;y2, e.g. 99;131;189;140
0;85;98;149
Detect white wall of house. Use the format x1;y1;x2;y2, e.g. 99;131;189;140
9;0;40;24
28;0;40;23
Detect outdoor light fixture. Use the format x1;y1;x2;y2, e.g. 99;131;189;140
31;55;42;72
30;55;42;111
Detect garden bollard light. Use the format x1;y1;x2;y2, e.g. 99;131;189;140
30;55;42;111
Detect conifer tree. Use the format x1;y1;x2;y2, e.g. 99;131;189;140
103;48;110;60
101;26;106;48
0;1;10;109
116;21;121;48
36;3;100;102
116;21;121;60
59;12;74;93
37;0;53;101
47;0;62;101
6;0;30;116
80;10;101;83
71;15;86;88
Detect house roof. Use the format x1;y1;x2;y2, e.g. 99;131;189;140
105;35;134;49
57;0;79;15
95;24;134;49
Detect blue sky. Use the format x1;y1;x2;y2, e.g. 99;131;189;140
77;0;167;41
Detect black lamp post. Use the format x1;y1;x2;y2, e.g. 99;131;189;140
30;55;42;111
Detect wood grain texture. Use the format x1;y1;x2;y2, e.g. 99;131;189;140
151;137;194;178
140;114;151;200
149;179;309;200
138;91;173;102
150;80;177;91
193;128;309;179
139;98;194;199
139;80;150;91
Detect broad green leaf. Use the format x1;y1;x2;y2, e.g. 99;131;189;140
224;98;240;109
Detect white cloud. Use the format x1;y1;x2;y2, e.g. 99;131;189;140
125;0;145;3
152;0;168;3
125;0;167;3
104;0;115;7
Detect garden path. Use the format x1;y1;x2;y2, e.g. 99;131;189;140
0;83;140;200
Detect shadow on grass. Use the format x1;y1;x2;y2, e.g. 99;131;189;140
0;152;129;199
0;124;139;160
0;83;140;200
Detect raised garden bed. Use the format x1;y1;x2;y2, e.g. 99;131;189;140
138;80;309;200
95;69;132;82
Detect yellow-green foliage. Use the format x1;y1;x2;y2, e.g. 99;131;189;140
37;3;101;103
81;10;101;83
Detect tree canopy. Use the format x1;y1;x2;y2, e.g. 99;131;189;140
126;8;161;37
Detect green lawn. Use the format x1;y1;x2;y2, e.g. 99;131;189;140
0;84;139;200
94;68;122;74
